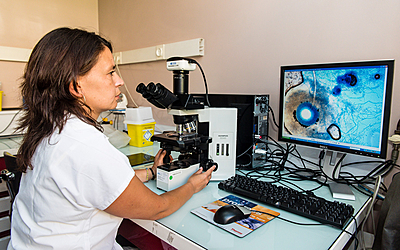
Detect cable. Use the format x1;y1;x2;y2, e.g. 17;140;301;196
0;109;22;135
236;142;254;158
262;105;394;187
252;203;360;244
250;209;324;226
235;103;395;198
192;61;210;107
360;175;381;250
268;105;279;128
251;140;385;247
253;138;392;195
350;215;360;250
252;207;359;236
0;140;13;149
245;207;360;249
115;59;138;108
340;161;392;184
332;153;347;180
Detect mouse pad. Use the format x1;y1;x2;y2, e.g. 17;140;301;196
191;195;280;237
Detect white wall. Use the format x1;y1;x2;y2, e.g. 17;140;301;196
98;0;400;144
0;0;99;108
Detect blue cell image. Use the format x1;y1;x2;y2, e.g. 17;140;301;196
327;124;341;140
332;86;341;96
337;72;357;87
295;102;319;127
283;64;388;150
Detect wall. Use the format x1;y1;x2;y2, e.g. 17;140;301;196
98;0;400;181
98;0;399;136
0;0;99;108
1;0;399;167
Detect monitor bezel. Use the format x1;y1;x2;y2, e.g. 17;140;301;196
278;60;394;159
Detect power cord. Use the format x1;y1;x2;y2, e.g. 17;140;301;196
115;58;138;108
191;60;210;107
251;209;323;226
268;105;279;128
360;175;382;250
249;207;358;237
0;109;22;134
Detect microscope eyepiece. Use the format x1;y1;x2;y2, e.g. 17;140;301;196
136;82;179;109
146;82;156;93
136;82;147;94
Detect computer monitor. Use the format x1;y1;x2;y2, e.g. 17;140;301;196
278;60;394;180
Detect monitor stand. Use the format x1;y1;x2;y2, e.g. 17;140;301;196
322;150;355;200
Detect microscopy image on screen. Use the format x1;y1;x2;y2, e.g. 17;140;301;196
282;66;388;153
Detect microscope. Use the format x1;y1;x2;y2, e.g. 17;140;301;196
137;57;237;191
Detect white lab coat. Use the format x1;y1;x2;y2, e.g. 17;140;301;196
8;115;135;250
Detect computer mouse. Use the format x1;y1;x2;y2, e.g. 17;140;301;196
213;204;251;225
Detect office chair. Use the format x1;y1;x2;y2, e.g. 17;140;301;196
1;151;22;218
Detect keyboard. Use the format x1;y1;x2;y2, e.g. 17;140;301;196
218;175;355;229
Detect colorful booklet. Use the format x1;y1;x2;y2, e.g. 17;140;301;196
191;195;280;238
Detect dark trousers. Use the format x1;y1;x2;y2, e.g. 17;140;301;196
118;219;177;250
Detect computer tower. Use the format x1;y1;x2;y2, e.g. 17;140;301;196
191;94;269;168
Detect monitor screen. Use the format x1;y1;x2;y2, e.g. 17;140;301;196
278;60;394;159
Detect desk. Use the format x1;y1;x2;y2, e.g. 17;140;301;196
121;143;372;250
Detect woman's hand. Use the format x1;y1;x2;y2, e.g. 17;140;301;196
150;149;167;180
186;166;216;193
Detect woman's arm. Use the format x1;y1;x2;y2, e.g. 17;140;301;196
104;149;216;220
105;166;215;220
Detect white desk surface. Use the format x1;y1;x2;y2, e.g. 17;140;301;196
121;143;371;250
0;136;21;156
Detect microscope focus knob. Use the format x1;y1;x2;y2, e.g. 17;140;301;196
205;160;218;172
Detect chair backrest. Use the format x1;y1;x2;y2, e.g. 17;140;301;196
1;152;22;208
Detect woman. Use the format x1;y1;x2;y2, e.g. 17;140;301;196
8;27;215;249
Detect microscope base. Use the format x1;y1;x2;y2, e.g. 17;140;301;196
156;164;200;191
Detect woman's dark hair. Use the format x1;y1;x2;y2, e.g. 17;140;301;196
16;27;113;172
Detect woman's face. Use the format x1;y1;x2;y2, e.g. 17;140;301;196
77;47;124;119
